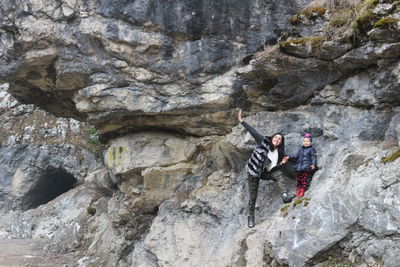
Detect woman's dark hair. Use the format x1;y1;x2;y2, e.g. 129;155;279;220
269;133;285;162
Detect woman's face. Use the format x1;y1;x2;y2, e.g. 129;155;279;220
272;134;283;147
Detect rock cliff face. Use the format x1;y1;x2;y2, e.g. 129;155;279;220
0;0;400;266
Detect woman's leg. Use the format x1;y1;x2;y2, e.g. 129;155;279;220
247;174;260;227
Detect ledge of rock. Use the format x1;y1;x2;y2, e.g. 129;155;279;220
0;0;308;138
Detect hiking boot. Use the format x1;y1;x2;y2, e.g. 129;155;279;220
281;192;295;203
248;215;255;228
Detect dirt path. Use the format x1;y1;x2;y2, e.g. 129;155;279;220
0;239;80;267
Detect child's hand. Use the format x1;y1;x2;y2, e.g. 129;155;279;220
311;165;316;170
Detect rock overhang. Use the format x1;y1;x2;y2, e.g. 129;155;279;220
0;0;307;140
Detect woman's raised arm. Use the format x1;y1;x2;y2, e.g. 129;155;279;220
238;109;264;145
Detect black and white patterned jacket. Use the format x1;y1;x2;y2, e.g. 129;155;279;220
241;121;285;177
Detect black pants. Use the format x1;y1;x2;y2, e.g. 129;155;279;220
247;166;295;217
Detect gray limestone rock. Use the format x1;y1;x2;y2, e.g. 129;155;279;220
0;1;400;267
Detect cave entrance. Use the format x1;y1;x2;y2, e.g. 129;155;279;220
21;168;77;210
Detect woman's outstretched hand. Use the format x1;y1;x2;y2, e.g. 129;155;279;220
238;109;243;123
280;156;289;165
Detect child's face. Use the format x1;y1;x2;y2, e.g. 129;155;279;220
303;138;311;147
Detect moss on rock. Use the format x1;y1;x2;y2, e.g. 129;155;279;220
293;197;311;207
279;36;325;50
329;8;353;28
381;148;400;163
354;9;378;30
373;17;400;28
352;0;380;31
280;204;290;217
321;256;354;267
279;36;325;46
290;6;327;24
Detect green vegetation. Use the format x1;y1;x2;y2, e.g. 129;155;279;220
352;0;380;31
280;197;311;218
290;6;327;24
321;256;353;267
86;125;98;136
288;0;399;43
381;148;400;163
353;9;378;30
355;0;379;12
329;8;353;27
328;0;399;38
373;17;400;28
86;205;96;216
293;197;311;207
284;0;400;52
85;126;103;147
280;204;290;217
279;36;325;51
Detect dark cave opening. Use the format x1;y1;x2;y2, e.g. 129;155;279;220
21;168;77;210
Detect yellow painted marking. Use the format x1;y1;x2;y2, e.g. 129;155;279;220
107;146;128;168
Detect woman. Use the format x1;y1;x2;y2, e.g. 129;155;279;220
238;109;292;228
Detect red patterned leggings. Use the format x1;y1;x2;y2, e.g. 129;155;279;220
296;171;310;190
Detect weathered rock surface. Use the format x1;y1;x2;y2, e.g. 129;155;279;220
0;0;311;138
0;0;399;267
0;84;104;257
0;84;102;211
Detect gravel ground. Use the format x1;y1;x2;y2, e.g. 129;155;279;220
0;239;80;267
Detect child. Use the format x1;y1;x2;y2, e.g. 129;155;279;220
287;133;317;197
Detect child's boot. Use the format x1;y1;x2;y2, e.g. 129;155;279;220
295;188;300;197
298;188;305;197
